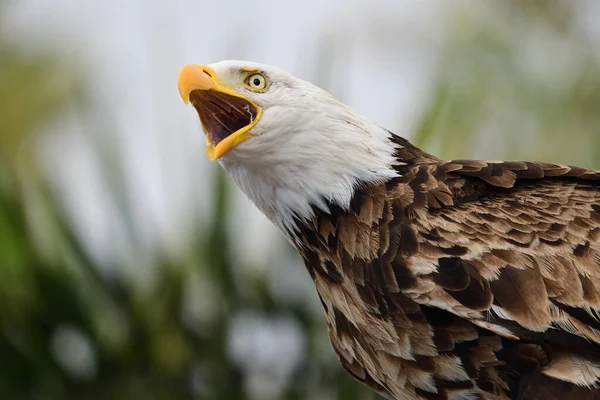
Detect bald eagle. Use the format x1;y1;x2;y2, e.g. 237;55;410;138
178;62;600;400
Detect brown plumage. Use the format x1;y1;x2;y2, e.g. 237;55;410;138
295;136;600;399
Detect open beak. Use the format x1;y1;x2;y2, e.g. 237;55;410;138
178;64;262;160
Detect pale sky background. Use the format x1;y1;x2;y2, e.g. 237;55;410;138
4;0;445;270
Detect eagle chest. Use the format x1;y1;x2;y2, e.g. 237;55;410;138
297;222;477;399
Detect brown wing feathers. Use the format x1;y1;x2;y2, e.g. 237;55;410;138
297;138;600;399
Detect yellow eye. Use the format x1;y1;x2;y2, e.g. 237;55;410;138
245;73;267;91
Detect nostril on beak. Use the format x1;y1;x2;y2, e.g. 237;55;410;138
202;68;212;78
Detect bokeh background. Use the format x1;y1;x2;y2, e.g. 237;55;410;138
1;0;599;399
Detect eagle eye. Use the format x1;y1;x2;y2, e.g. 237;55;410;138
244;73;267;91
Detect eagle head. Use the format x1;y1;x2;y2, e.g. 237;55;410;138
178;61;398;236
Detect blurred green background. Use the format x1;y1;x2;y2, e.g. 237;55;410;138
1;1;599;399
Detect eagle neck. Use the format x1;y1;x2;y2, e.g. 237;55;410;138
221;130;408;244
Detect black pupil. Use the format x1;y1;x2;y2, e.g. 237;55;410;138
252;78;261;86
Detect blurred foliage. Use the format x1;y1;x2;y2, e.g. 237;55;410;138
413;0;600;168
1;1;599;400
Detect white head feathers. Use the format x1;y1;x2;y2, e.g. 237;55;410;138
192;60;401;240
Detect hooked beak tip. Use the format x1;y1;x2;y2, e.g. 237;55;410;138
178;64;216;104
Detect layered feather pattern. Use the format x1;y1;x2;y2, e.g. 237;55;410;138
295;135;600;400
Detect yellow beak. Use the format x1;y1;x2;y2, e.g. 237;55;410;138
178;64;216;104
178;64;262;160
